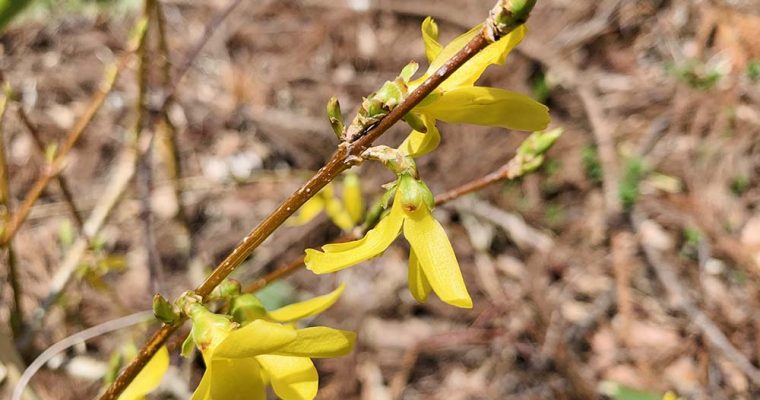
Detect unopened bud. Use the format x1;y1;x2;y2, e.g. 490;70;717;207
216;279;242;299
231;294;269;325
152;294;179;324
486;0;537;42
326;97;345;140
403;112;427;133
518;128;562;157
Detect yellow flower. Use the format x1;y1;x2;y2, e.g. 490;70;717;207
305;175;472;308
117;346;170;400
188;286;355;400
288;174;364;231
400;17;550;157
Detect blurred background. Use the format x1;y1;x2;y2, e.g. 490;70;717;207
1;0;759;399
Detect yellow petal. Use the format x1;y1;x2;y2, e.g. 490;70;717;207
421;17;442;64
342;173;364;224
417;86;549;132
213;319;297;359
268;283;346;323
427;23;483;76
398;114;441;158
305;200;405;274
274;327;356;358
441;25;526;90
117;346;169;400
407;248;432;303
324;196;354;231
403;207;472;308
210;358;265;400
256;355;318;400
288;196;325;226
190;367;211;400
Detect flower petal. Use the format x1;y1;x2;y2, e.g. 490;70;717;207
343;173;364;224
427;23;483;75
305;200;405;274
268;283;346;323
417;86;549;132
403;208;472;308
213;319;297;359
441;25;526;90
288;196;325;226
274;327;356;358
407;248;432;303
190;367;211;400
256;355;318;400
421;17;443;64
210;358;265;400
118;346;169;400
398;114;441;157
324;197;354;230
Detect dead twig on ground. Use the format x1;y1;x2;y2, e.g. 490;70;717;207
0;59;124;246
16;107;86;235
0;86;23;338
632;209;760;386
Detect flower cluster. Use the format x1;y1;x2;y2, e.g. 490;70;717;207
184;284;354;400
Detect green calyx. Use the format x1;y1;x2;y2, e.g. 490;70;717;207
186;302;238;356
398;174;435;215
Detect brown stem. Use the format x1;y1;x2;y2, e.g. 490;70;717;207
0;59;124;245
16;107;86;234
0;88;23;337
243;142;542;293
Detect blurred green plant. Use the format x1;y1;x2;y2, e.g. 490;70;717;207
747;60;760;81
730;174;750;196
581;145;603;185
619;157;645;210
0;0;33;31
667;59;723;90
531;70;550;102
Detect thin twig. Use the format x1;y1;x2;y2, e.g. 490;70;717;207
100;2;534;397
16;106;86;234
0;87;24;337
19;137;149;350
0;60;124;245
135;0;165;294
632;210;760;386
12;311;154;400
154;0;191;235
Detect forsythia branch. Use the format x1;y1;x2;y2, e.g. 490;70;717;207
99;1;538;398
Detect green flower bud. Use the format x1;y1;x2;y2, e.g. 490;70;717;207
400;61;419;83
231;294;269;325
326;97;345;140
216;279;242;300
403;112;427;133
518;128;562;157
152;294;180;324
